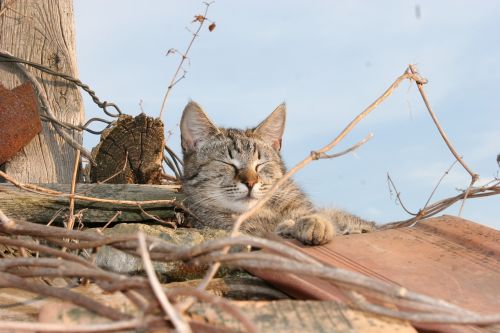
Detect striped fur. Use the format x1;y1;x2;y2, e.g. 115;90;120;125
180;101;375;245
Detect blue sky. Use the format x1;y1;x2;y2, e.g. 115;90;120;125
74;1;499;229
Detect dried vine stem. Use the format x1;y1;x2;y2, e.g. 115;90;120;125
0;319;144;333
0;271;129;321
311;133;373;160
137;232;192;333
1;212;500;328
408;65;476;180
159;2;213;120
384;180;500;229
386;173;417;216
408;65;479;216
67;149;81;232
422;159;459;210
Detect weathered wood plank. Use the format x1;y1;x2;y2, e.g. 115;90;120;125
0;183;183;223
0;0;84;182
1;283;416;332
32;294;417;333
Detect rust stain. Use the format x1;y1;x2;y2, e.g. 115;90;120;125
0;82;41;164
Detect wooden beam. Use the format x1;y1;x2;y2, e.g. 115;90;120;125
0;183;183;224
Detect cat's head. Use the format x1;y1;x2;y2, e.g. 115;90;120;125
180;101;287;213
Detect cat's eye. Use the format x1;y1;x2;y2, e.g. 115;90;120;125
227;147;234;159
255;161;270;171
215;159;238;173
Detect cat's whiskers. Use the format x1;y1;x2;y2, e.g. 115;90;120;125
188;193;228;208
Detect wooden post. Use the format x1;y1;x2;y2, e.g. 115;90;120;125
0;0;84;182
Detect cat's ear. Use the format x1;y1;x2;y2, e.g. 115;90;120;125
180;101;219;153
254;103;286;151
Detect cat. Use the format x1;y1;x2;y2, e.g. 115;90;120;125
180;101;376;245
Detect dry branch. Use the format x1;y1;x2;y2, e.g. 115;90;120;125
408;65;477;181
0;319;145;333
0;60;498;332
159;2;213;120
1;210;499;329
138;232;192;333
408;65;482;218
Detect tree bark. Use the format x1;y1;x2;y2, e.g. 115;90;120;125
0;0;84;182
0;183;182;223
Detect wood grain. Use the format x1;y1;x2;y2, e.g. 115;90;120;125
0;0;84;182
0;183;182;223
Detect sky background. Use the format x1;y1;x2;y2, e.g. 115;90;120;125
74;1;499;229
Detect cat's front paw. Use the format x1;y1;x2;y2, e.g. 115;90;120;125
294;214;334;245
275;219;296;238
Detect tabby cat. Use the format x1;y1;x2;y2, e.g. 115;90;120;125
180;101;375;245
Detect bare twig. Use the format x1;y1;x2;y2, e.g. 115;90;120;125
347;291;500;325
47;208;65;226
137;232;192;333
458;178;475;216
0;319;144;333
2;211;500;328
98;211;122;233
408;65;479;216
311;133;373;160
138;204;177;228
386;173;417;216
383;181;500;229
67;149;81;232
408;65;478;181
0;271;130;321
158;2;213;120
422;159;459;211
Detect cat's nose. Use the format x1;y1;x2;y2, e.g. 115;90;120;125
243;179;256;190
239;169;258;191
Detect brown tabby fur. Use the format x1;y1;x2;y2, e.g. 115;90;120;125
180;101;375;245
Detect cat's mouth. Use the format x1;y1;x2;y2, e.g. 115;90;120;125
238;195;257;202
222;195;258;213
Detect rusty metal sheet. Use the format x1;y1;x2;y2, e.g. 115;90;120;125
251;215;500;333
0;82;41;164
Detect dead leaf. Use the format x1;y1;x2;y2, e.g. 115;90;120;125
208;22;216;32
193;15;205;23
